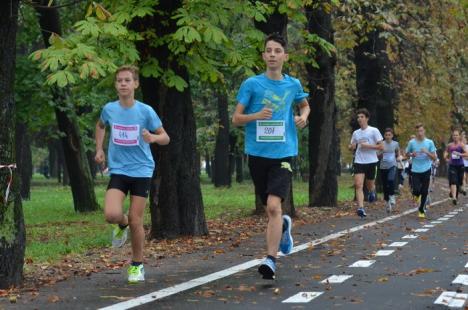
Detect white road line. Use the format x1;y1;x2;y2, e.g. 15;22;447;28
282;292;324;303
423;224;435;228
402;234;418;239
349;260;376;268
414;228;429;232
374;250;395;256
444;214;455;218
431;221;443;224
452;274;468;286
437;217;449;221
465;262;468;268
389;242;408;247
434;291;468;308
99;197;450;310
448;212;458;215
320;275;353;284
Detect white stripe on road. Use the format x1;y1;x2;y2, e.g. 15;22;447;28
465;262;468;268
282;292;324;303
374;250;395;256
402;234;418;239
452;274;468;286
389;242;408;247
434;291;468;308
423;225;434;228
349;260;376;268
431;221;443;224
414;228;429;232
437;217;449;221
99;198;450;310
321;275;353;284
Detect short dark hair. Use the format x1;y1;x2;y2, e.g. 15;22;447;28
356;108;370;118
384;128;394;134
415;123;424;129
264;33;287;50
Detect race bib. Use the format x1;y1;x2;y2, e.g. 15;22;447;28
256;120;285;142
112;123;139;146
358;138;369;144
383;152;395;162
451;152;460;160
415;151;428;159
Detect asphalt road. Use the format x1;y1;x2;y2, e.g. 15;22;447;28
2;181;467;310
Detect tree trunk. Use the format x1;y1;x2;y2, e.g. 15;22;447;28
34;1;98;212
205;151;212;178
306;1;339;207
133;0;208;238
15;122;32;200
235;150;244;183
213;89;231;187
48;139;58;178
254;2;294;216
354;30;395;132
0;0;26;288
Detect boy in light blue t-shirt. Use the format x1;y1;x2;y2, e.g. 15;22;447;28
95;65;170;283
405;123;437;218
232;33;310;280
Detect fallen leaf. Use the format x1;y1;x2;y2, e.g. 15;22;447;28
48;295;60;303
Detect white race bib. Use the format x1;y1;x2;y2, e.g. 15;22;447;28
415;151;428;159
451;152;460;160
112;123;139;146
256;120;285;142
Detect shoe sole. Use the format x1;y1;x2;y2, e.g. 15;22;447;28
258;264;275;280
280;216;293;255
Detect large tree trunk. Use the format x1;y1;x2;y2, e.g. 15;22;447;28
15;122;32;200
354;29;395;132
34;1;98;212
213;89;231;187
48;139;58;178
254;1;295;216
133;0;208;238
306;1;339;207
0;0;26;288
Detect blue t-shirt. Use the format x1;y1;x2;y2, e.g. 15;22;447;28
236;74;308;159
406;138;436;173
100;100;162;177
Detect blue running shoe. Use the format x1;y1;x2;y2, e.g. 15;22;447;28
258;257;276;280
368;191;376;203
279;215;293;255
357;207;367;218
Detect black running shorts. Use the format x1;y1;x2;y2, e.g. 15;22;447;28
107;174;151;198
353;162;378;180
248;155;292;206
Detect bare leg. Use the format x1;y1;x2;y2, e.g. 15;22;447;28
354;173;365;208
265;195;282;257
128;195;147;262
104;189;128;226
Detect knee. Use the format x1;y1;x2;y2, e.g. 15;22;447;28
104;211;122;224
266;197;282;218
128;214;143;228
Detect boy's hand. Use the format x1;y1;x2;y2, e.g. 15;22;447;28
294;115;307;129
256;107;272;120
95;149;105;164
142;129;154;143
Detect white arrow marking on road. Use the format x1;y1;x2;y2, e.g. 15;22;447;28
349;260;376;268
465;262;468;268
434;291;468;308
374;250;395;256
452;274;468;286
282;292;324;303
320;275;353;284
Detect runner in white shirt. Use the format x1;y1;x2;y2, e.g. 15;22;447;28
349;108;384;218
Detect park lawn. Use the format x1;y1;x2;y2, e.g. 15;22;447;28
24;174;354;263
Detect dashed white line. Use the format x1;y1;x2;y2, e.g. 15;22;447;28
434;291;468;308
320;275;353;284
402;234;418;239
282;292;324;303
437;217;449;221
465;262;468;268
374;250;395;256
349;260;376;268
431;221;443;224
414;228;429;232
388;242;408;247
423;225;434;228
452;274;468;286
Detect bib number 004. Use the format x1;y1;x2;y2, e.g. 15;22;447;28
256;120;285;142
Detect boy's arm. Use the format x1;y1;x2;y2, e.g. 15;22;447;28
95;120;106;164
142;127;170;145
232;103;271;126
294;99;310;129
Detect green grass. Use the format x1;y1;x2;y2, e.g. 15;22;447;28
24;174;354;263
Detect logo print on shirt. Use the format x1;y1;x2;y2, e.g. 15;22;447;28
262;90;290;111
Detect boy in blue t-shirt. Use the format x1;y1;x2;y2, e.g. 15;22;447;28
232;33;310;280
405;123;437;218
95;65;170;283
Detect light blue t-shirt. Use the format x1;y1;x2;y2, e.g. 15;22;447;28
236;74;308;159
406;138;436;173
100;100;162;177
